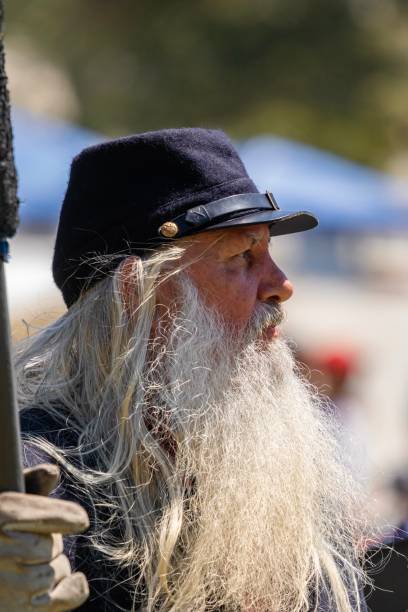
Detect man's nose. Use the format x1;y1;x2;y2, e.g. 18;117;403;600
257;259;294;303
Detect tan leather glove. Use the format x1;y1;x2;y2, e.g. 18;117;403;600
0;464;90;611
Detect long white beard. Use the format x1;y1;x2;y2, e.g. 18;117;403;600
147;278;366;611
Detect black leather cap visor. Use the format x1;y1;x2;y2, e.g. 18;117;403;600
158;192;318;239
205;208;318;237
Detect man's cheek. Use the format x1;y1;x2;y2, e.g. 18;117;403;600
224;300;253;329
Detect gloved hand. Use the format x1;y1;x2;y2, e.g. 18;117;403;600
0;464;90;611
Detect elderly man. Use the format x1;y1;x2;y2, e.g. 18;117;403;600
0;129;367;611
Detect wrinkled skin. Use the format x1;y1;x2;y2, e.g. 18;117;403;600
0;464;89;611
157;224;293;333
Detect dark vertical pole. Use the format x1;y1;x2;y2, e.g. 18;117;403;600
0;0;24;493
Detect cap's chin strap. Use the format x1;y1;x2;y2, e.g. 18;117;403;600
158;192;279;238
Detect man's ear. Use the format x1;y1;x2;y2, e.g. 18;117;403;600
118;255;142;316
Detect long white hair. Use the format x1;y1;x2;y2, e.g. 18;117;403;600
16;244;368;611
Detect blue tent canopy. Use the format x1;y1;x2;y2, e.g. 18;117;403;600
238;136;408;231
13;109;103;227
12;109;408;231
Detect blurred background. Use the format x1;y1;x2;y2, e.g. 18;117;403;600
4;0;408;535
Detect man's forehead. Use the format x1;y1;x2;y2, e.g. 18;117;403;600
219;225;269;246
182;224;270;257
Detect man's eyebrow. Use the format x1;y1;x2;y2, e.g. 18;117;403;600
218;228;267;251
245;231;264;246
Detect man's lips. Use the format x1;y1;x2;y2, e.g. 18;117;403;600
261;324;279;341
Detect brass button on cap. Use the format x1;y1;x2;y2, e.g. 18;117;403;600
158;221;179;238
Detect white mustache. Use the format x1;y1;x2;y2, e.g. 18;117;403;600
250;301;285;333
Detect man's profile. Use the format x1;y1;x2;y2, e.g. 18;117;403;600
0;129;368;611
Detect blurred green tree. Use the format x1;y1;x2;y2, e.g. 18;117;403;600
5;0;408;169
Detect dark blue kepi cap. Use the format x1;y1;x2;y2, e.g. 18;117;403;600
53;127;318;306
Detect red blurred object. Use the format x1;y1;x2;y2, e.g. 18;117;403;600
296;345;360;402
318;350;357;379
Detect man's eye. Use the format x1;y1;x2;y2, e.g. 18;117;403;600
236;249;252;263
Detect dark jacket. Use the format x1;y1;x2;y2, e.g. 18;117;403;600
21;407;135;611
